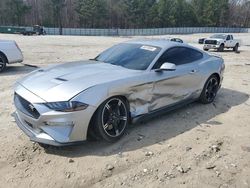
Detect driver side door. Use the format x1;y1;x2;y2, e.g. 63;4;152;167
149;47;203;112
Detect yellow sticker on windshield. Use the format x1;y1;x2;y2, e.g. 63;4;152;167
140;45;157;52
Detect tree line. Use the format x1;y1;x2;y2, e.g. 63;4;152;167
0;0;249;28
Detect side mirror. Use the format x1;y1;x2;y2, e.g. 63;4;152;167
155;62;176;72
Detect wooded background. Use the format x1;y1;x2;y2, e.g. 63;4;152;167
0;0;249;29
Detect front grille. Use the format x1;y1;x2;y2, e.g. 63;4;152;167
14;93;40;119
205;40;217;45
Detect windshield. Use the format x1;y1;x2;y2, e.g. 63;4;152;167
95;43;161;70
210;34;227;39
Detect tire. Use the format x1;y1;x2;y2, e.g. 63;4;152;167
203;48;209;51
233;43;239;52
92;97;129;142
217;44;224;52
199;75;219;104
0;53;7;73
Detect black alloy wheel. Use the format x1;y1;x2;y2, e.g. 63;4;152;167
93;97;129;142
200;75;219;104
0;54;7;73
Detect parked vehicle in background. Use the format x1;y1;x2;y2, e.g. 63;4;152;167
13;39;225;146
21;25;46;36
0;26;26;34
203;34;241;52
164;37;184;43
0;40;23;72
169;38;183;43
198;38;206;44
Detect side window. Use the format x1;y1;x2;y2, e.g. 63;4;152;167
153;47;203;69
226;35;230;40
230;35;233;40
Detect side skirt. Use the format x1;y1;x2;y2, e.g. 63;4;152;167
132;98;197;124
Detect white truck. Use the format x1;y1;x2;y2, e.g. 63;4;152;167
203;34;241;52
0;40;23;72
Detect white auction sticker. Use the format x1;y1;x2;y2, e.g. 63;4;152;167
140;45;157;52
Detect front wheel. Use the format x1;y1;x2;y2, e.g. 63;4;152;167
199;75;219;104
217;44;224;52
233;43;239;52
0;54;7;73
93;97;129;142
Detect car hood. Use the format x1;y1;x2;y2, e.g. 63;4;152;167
17;60;141;102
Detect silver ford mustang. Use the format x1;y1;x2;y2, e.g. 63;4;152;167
13;39;225;146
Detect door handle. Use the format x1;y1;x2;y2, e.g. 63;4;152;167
189;69;198;74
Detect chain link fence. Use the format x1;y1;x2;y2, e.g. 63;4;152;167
0;26;249;36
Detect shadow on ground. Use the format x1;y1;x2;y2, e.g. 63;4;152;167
208;49;242;53
0;64;38;76
44;87;249;157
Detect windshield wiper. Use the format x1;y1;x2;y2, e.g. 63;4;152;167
89;58;99;61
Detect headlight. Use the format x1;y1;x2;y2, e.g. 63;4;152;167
45;101;88;112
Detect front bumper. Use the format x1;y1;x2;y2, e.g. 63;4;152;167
203;44;220;49
13;111;72;146
13;85;97;146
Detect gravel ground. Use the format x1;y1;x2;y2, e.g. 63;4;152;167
0;33;250;188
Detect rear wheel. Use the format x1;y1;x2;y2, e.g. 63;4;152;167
218;44;224;52
203;48;209;51
0;53;7;73
93;97;129;142
199;75;219;104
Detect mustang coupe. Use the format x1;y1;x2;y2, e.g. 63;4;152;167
13;39;225;146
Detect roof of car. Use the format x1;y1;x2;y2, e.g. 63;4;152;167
125;39;187;49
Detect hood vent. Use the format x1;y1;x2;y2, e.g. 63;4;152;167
51;77;68;84
55;77;68;82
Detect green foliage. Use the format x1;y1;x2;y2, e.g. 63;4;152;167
0;0;249;28
76;0;108;28
158;0;176;27
5;0;31;26
50;0;66;27
191;0;230;27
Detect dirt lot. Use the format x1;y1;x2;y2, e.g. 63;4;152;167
0;33;250;188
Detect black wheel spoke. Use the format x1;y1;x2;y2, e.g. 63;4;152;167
114;100;121;114
118;116;127;121
204;77;219;102
105;103;113;114
103;123;110;130
112;122;120;136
